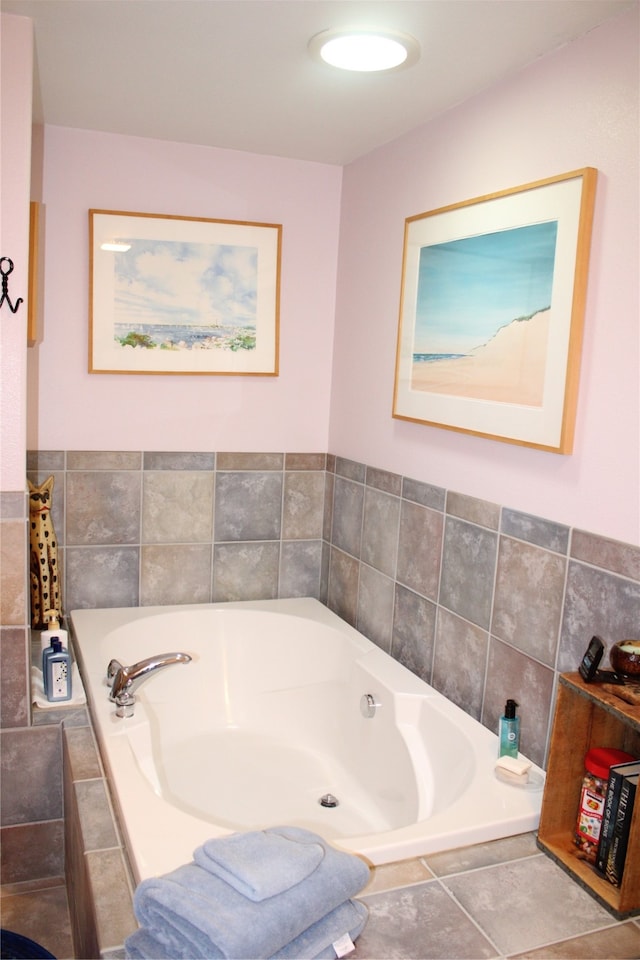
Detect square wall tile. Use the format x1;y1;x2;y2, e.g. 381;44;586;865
331;476;364;559
279;540;322;598
215;472;282;541
282;472;325;540
141;543;212;605
439;517;497;630
1;726;62;824
483;638;555;767
361;487;400;579
491;536;566;667
357;564;395;652
66;472;141;545
212;541;279;601
391;584;436;684
0;519;27;625
142;471;214;543
396;500;443;601
558;560;640;672
65;546;140;611
327;547;359;627
1;627;29;728
432;608;489;720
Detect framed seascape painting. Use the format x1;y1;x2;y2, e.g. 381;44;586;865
392;168;597;453
89;210;281;375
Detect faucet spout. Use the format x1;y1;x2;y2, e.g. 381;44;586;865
109;651;192;707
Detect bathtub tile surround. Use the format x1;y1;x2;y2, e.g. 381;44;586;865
25;449;640;772
63;723;136;958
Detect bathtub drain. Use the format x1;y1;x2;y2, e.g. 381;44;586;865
319;793;339;808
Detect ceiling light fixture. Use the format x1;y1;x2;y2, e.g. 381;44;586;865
308;28;420;73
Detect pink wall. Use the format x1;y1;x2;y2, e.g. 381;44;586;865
23;8;639;545
28;128;342;451
1;14;32;490
330;7;639;545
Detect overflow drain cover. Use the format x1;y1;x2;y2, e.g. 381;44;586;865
319;793;339;808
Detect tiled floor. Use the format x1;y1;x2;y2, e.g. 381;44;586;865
1;833;639;959
0;877;73;960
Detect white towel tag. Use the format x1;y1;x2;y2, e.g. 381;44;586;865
332;933;355;957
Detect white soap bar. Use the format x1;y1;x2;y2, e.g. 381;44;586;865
495;755;531;784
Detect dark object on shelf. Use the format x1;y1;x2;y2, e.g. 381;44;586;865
0;930;56;959
0;258;24;314
610;640;640;678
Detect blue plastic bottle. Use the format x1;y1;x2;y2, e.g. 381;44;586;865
44;639;72;702
42;637;63;696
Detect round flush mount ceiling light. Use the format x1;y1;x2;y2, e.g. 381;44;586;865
308;28;420;73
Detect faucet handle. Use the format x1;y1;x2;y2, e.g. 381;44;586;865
114;691;135;719
107;658;123;681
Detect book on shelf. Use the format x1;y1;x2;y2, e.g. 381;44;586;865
604;771;639;886
595;759;640;877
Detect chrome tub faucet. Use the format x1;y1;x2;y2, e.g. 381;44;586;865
107;652;192;717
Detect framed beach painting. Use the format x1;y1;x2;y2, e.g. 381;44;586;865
89;210;281;375
392;168;597;453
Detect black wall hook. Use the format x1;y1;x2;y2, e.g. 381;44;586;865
0;258;24;314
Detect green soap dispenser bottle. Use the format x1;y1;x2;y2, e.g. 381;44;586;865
499;699;520;758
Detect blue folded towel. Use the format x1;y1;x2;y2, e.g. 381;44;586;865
271;898;369;959
127;828;370;959
125;897;369;960
193;826;325;901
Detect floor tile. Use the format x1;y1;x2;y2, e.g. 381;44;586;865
442;855;615;956
424;832;539;877
508;919;640;958
364;857;434;894
352;881;497;959
0;885;73;960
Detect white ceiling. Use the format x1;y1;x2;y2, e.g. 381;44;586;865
1;0;635;165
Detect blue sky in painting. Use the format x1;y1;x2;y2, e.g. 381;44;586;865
415;221;558;354
112;239;258;329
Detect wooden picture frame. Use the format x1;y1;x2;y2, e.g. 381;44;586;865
27;201;43;346
392;168;597;453
89;209;281;375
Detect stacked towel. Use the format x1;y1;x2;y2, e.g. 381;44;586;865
125;825;370;960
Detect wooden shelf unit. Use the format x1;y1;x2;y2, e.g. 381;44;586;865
537;672;640;918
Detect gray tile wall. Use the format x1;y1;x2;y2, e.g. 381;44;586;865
27;450;328;610
326;457;639;768
63;723;136;958
23;450;640;770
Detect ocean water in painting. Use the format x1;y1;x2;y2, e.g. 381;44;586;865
413;352;468;362
111;238;258;351
414;221;558;357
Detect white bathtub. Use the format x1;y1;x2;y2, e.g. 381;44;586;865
70;598;544;883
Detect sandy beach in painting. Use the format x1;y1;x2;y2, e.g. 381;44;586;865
411;309;550;405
